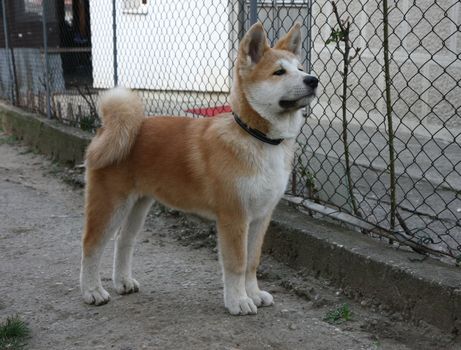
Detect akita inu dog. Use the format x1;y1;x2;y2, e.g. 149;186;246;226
80;22;318;315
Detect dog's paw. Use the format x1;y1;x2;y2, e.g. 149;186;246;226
248;290;274;307
225;297;258;316
82;286;111;306
114;277;140;295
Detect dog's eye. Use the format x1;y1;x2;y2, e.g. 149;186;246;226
273;69;286;76
298;67;304;72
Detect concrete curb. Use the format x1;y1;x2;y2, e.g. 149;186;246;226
1;102;460;334
267;202;460;334
0;102;91;165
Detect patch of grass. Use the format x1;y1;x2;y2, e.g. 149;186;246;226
0;315;30;349
18;149;32;155
47;162;62;176
324;303;352;324
0;134;18;145
79;115;99;132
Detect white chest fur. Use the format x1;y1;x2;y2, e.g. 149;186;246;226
237;143;292;220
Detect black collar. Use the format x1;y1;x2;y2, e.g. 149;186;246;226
233;112;284;146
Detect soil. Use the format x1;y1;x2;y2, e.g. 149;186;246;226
0;134;458;350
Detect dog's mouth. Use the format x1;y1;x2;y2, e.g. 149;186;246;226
279;92;316;110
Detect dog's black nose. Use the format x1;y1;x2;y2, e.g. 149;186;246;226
303;76;318;88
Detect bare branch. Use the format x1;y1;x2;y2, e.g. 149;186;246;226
335;42;345;55
331;2;346;33
347;47;361;64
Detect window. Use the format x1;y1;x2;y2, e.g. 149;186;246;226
24;0;43;16
16;0;56;22
123;0;148;15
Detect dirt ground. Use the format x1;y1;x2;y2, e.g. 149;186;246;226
0;134;458;350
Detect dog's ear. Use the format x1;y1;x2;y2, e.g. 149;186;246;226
239;22;269;66
274;23;302;56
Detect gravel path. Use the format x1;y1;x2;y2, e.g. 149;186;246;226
0;135;456;350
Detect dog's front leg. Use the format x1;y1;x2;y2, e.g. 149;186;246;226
246;214;274;307
217;217;257;315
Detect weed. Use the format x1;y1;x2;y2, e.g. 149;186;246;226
0;134;18;145
79;115;98;132
0;315;30;350
324;303;352;324
47;162;62;176
300;167;319;201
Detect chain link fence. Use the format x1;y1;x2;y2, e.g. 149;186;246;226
1;0;460;263
290;0;461;263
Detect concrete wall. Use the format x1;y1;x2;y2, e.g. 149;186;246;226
310;0;461;133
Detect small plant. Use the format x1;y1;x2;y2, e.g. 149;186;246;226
456;255;461;266
324;303;352;324
79;115;99;132
0;315;30;349
74;84;101;133
0;134;18;145
325;27;346;45
300;167;319;202
327;1;361;217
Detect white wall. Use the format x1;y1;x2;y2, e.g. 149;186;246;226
90;0;231;92
90;0;115;89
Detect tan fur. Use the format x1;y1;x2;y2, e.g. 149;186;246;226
231;23;303;134
82;116;254;248
81;22;316;314
85;87;145;169
83;167;131;253
274;23;302;55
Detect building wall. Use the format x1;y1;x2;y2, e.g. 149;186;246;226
89;0;460;130
90;0;231;92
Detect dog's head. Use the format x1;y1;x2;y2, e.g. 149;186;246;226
233;23;317;134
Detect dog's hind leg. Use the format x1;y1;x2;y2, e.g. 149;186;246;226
113;196;154;295
217;216;257;315
80;186;135;306
245;214;274;307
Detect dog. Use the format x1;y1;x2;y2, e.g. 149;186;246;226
80;22;318;315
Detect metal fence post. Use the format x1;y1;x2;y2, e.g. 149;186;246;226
41;0;51;118
1;0;17;105
302;0;313;120
237;0;245;40
304;0;312;73
112;0;118;86
249;0;258;25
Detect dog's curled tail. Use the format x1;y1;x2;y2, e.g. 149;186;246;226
85;87;144;169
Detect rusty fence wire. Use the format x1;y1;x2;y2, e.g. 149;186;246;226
0;0;460;263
